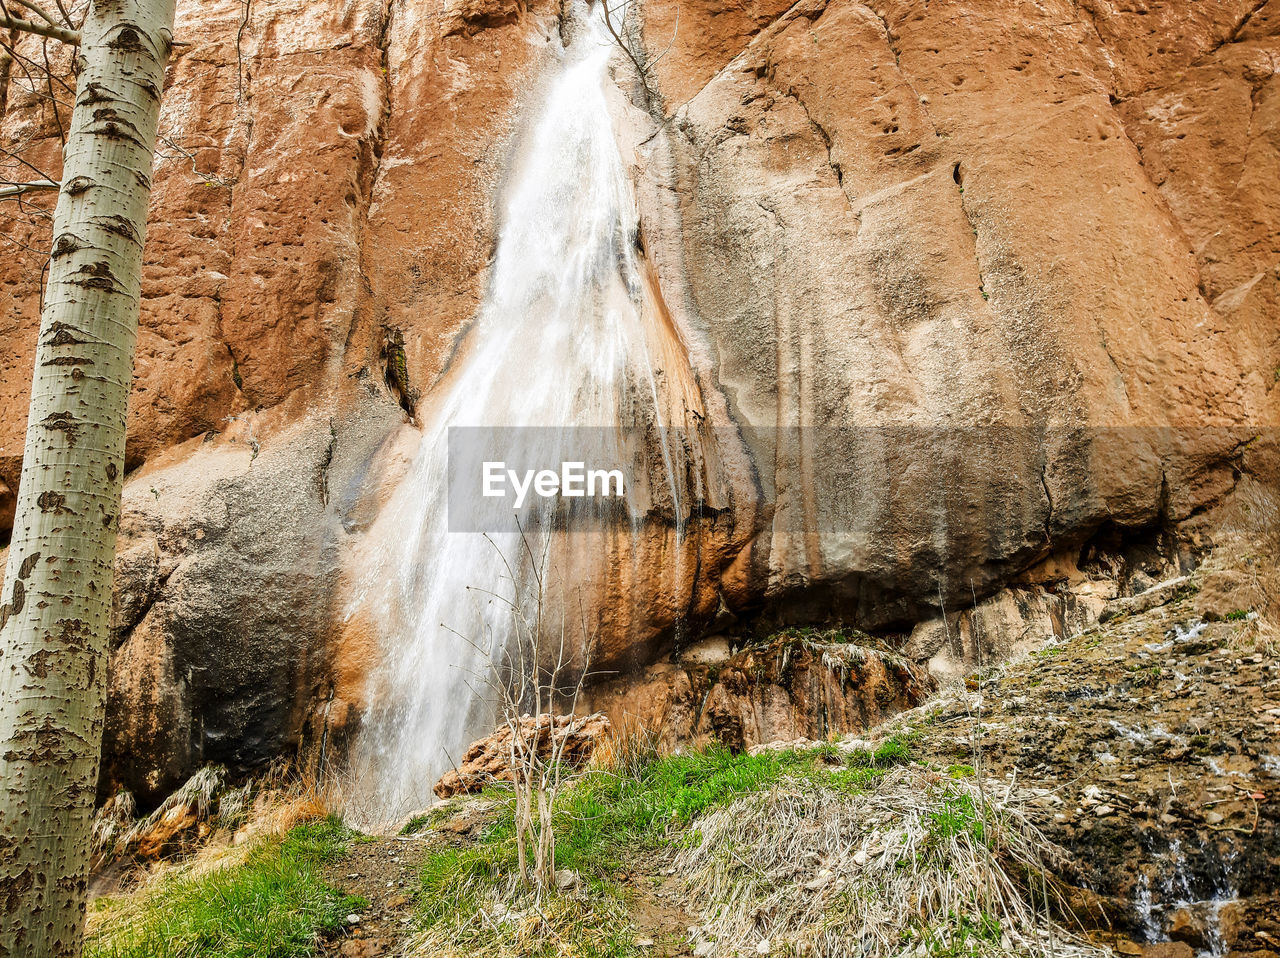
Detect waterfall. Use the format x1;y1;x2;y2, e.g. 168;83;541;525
342;3;687;826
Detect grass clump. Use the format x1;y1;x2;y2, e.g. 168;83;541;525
400;813;433;836
675;767;1108;958
928;793;986;844
86;817;362;958
822;734;916;793
564;745;797;851
916;910;1004;956
400;803;460;837
826;766;884;794
868;735;914;767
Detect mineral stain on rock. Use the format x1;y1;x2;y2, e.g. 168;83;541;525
0;3;1276;950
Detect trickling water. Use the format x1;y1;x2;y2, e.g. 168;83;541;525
343;5;688;826
1132;839;1240;958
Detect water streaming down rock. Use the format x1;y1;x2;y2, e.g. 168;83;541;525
1132;838;1240;957
342;4;699;826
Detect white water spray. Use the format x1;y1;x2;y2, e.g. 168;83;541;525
343;5;687;825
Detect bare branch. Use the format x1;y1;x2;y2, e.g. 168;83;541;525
154;134;235;187
0;177;57;198
0;9;78;44
1;140;60;185
647;5;680;72
1;34;75;100
235;0;251;102
48;0;72;30
41;35;64;144
599;0;649;87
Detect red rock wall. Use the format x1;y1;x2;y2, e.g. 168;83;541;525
1;0;1276;800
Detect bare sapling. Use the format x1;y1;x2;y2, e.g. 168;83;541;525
448;527;600;895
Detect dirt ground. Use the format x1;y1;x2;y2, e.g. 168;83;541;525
317;836;430;958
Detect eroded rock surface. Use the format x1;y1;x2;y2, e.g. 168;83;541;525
1;0;1277;795
899;525;1280;952
583;631;935;750
432;712;612;799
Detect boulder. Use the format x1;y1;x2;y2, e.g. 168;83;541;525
432;713;612;799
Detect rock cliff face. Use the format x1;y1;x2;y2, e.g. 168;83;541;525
1;0;1277;802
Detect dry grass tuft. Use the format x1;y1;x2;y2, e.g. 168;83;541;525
1206;478;1280;654
94;767;227;865
408;879;634;958
675;766;1109;958
591;717;664;780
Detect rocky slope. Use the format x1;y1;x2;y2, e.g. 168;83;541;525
898;547;1280;953
1;0;1277;800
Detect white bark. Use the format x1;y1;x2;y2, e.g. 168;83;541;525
0;1;175;955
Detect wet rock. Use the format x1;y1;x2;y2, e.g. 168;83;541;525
678;636;733;666
1169;906;1209;949
99;410;401;806
1101;577;1191;623
1140;945;1194;958
1220;896;1280;952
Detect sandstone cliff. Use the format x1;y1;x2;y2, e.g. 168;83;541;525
1;0;1277;803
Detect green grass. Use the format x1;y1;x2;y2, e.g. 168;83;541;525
864;736;914;767
825;735;916;793
826;766;885;793
560;745;811;869
400;813;432;836
413;745;811;954
914;910;1003;956
86;818;363;958
413;739;919;955
1225;608;1251;621
565;736;912;868
927;793;986;844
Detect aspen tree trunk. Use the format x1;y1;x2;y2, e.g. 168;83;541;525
0;2;176;955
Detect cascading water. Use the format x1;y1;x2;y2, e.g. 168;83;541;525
343;3;690;826
1132;839;1239;958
